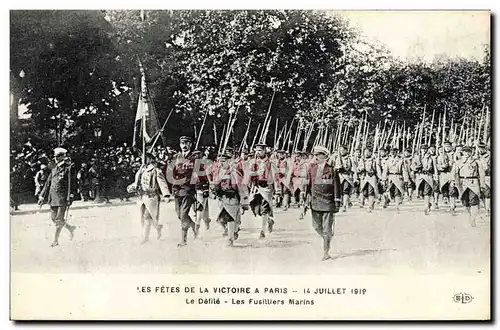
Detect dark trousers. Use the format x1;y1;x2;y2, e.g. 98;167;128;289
311;210;334;238
50;206;67;227
175;195;195;230
440;182;459;198
417;181;433;197
462;189;480;207
250;194;272;216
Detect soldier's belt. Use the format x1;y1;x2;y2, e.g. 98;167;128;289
140;190;159;197
389;173;402;175
459;176;478;179
420;171;433;175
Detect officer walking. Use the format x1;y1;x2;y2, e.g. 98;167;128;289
307;146;342;261
38;148;77;247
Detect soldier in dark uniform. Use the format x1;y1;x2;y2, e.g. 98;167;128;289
167;136;199;247
307;146;342;261
38;148;77;247
211;151;249;246
247;143;278;239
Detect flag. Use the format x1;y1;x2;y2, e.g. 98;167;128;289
132;64;162;153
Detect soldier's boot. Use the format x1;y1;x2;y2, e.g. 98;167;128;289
359;196;365;208
424;196;431;215
222;225;228;237
449;197;457;216
321;235;332;261
51;225;64;247
283;194;290;211
468;207;478;227
266;215;274;233
257;215;266;239
65;223;76;241
408;188;413;201
382;193;390;208
227;221;235;247
395;196;401;213
299;207;305;220
443;196;449;205
433;193;440;210
204;218;211;230
342;195;349;212
177;228;188;247
367;196;375;213
156;224;163;240
141;221;151;244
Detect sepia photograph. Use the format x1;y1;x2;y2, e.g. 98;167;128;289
9;7;491;320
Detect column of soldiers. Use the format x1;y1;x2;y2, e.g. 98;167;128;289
39;135;490;259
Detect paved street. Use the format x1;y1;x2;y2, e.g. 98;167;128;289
11;197;490;275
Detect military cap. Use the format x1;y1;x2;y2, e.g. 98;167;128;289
179;136;193;143
443;140;451;146
420;145;428;150
218;150;233;159
478;142;486;148
254;143;267;149
54;147;68;156
462;146;473;153
313;145;330;156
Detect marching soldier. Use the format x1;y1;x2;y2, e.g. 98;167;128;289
357;148;380;212
428;145;440;210
351;148;362;204
211;151;249;246
307;145;342;261
411;145;438;215
403;148;416;201
291;150;309;219
334;145;355;212
128;152;170;244
194;148;212;233
168;136;200;247
376;147;391;208
381;147;409;213
477;142;490;215
275;150;292;211
247;143;278;239
451;146;486;227
437;141;458;214
38;148;77;247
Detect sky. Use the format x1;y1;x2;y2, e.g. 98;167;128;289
339;10;490;62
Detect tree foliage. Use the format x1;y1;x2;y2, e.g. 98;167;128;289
10;10;491;150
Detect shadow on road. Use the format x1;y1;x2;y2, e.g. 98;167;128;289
332;248;397;260
232;239;312;249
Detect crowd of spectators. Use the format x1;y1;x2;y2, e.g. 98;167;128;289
9;140;181;210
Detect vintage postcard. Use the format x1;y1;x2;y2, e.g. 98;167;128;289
9;9;490;320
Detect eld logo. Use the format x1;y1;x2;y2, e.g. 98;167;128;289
453;293;474;304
